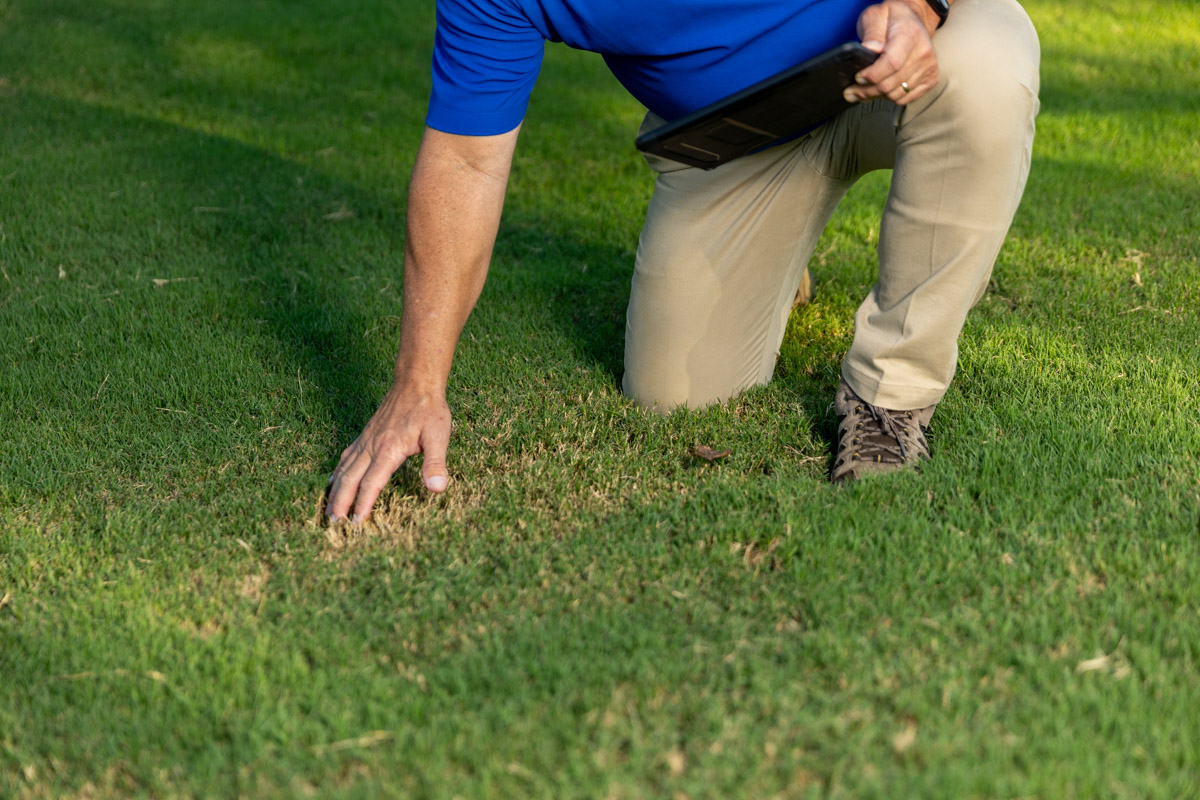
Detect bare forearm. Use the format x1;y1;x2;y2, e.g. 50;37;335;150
325;125;520;521
394;126;520;393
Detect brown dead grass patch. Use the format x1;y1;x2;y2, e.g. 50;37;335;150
238;565;271;603
316;478;491;558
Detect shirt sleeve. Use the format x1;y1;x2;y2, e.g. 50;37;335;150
427;0;546;136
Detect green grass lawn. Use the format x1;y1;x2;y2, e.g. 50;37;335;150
2;1;1199;797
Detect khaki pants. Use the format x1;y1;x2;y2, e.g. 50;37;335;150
623;0;1041;412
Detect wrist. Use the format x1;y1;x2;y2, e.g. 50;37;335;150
392;358;449;397
890;0;942;35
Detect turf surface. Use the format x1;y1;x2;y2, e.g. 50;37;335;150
2;1;1199;796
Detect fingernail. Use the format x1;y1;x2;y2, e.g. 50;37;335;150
326;509;341;522
843;88;860;104
855;74;869;86
862;39;884;53
351;513;364;526
426;475;448;492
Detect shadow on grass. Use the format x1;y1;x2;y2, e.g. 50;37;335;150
5;91;384;439
1;89;649;478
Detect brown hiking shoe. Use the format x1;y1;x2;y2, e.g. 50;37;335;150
831;379;936;483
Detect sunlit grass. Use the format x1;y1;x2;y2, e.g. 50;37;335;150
2;1;1198;797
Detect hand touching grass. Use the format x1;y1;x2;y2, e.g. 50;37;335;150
326;386;451;524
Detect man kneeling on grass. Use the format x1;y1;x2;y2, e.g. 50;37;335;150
326;0;1040;522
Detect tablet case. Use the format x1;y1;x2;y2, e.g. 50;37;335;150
635;42;879;169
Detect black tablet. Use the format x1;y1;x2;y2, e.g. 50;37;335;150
635;42;879;169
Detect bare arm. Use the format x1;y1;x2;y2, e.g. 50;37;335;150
326;125;521;523
847;0;956;106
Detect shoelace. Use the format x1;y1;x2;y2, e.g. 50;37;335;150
852;403;914;462
868;403;910;460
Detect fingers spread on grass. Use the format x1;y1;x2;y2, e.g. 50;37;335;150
327;444;372;521
326;390;454;522
353;451;410;523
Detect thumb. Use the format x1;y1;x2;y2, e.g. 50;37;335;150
420;426;450;493
858;5;887;53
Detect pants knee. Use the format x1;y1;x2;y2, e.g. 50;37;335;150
922;0;1041;153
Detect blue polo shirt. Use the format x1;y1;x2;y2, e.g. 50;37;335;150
428;0;873;136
